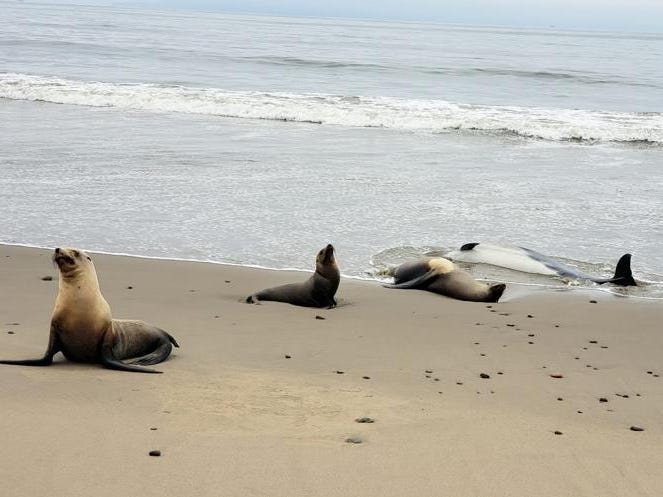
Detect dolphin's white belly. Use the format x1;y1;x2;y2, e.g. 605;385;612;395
447;243;558;276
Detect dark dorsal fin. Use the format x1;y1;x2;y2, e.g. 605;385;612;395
610;253;637;286
460;242;479;251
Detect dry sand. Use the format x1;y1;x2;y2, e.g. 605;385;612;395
1;244;662;497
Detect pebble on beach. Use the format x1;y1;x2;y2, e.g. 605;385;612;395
345;437;363;444
315;315;326;320
480;373;490;379
148;450;161;457
630;426;644;432
41;275;53;281
355;417;375;423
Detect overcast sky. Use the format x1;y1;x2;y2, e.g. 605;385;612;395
37;0;663;32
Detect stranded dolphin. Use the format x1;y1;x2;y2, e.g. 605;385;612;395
447;242;636;286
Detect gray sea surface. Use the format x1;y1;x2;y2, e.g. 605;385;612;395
1;1;662;297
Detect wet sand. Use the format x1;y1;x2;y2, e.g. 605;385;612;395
1;244;662;497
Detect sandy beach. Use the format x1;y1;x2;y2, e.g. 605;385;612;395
1;243;662;497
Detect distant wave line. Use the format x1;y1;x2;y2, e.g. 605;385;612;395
1;72;661;144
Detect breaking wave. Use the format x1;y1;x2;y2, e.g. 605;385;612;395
2;72;661;143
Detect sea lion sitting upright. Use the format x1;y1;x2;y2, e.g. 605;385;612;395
246;244;340;308
384;257;506;303
0;247;179;374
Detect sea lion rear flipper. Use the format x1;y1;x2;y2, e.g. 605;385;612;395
100;342;163;374
0;325;60;367
383;270;438;290
126;331;177;366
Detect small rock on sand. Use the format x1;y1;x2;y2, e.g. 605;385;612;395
345;437;362;444
284;355;291;359
127;286;133;289
425;369;433;373
315;315;325;320
589;300;597;304
150;427;157;431
362;376;371;380
355;417;375;423
148;450;161;457
7;331;15;335
630;426;644;432
549;374;564;379
527;314;534;318
599;397;608;403
336;371;344;374
41;276;53;281
554;431;563;435
480;373;490;379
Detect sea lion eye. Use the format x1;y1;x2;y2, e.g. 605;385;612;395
73;250;80;257
86;256;91;261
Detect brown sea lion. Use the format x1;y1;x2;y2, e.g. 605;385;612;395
246;244;340;308
0;247;179;373
384;257;506;303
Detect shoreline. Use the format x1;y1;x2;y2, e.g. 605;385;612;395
1;244;662;496
2;242;658;303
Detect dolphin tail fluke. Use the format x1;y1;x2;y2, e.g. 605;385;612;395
610;253;636;286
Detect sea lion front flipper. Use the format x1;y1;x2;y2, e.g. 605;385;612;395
99;340;162;374
383;270;438;290
0;324;61;367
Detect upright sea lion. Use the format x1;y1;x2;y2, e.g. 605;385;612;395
246;244;340;308
384;257;506;303
0;247;179;374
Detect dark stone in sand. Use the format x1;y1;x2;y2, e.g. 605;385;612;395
8;323;20;326
601;346;608;349
475;323;483;326
589;300;597;304
214;315;219;318
528;341;534;345
500;313;510;316
527;314;534;318
554;325;560;328
362;376;371;380
284;355;291;359
599;397;608;403
41;276;53;281
506;324;515;327
647;371;653;374
577;410;583;414
456;382;463;385
549;374;564;379
7;331;14;335
528;334;535;337
345;437;362;444
315;315;325;320
425;370;433;373
480;353;486;357
355;417;375;423
474;342;480;345
434;378;440;381
149;450;161;457
480;373;490;379
486;305;492;308
490;310;497;313
554;431;563;435
575;357;580;360
654;374;660;378
586;365;592;368
150;427;157;431
497;371;503;375
557;397;564;401
636;393;641;397
589;340;597;344
425;375;431;378
127;286;133;290
630;426;644;432
225;280;231;283
336;371;344;374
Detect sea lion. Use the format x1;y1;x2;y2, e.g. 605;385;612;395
447;242;637;286
0;247;179;374
246;244;339;308
384;257;506;303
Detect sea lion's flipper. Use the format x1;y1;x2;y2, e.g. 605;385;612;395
100;342;162;374
0;325;60;367
126;331;177;366
245;294;261;304
383;270;438;290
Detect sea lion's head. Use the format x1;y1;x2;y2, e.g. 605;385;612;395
53;247;94;279
316;244;339;280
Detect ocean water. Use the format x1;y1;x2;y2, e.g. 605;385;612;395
1;1;662;297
